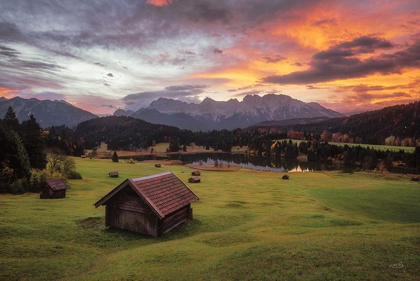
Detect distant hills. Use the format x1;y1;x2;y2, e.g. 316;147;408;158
75;116;187;150
247;117;331;128
249;101;420;143
116;94;344;130
0;97;97;128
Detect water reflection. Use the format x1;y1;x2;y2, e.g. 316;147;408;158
127;153;342;172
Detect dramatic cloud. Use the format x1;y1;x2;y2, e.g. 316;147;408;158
0;45;20;58
164;85;208;92
232;90;262;97
346;91;412;102
101;104;118;109
213;48;223;54
122;84;208;110
262;37;420;85
263;55;286;63
311;18;337;27
186;2;231;24
0;0;419;114
30;91;67;101
147;0;172;6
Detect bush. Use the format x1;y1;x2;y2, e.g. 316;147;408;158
67;170;83;179
29;169;49;192
10;178;29;194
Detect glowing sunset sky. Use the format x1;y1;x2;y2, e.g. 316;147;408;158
0;0;419;115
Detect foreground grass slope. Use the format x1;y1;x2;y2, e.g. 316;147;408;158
0;158;419;280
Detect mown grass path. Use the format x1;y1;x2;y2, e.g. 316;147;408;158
0;158;419;280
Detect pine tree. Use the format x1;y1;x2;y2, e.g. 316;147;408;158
112;151;119;162
169;139;180;152
1;127;31;181
4;106;19;131
21;115;46;169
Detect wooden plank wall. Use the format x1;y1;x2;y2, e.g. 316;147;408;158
161;205;190;234
108;206;158;236
107;186;159;236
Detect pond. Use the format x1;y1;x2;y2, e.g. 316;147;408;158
124;153;349;172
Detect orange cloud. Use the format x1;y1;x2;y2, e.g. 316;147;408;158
146;0;172;6
265;1;417;51
0;87;20;98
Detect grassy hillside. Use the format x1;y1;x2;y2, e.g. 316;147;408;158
0;159;419;280
254;101;420;144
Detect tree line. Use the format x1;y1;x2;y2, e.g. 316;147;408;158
0;107;81;194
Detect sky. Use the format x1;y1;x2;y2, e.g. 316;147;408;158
0;0;419;115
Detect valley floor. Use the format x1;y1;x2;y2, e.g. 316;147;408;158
0;158;419;280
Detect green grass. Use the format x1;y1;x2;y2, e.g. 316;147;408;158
0;159;419;280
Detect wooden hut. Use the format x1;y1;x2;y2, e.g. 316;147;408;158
40;179;68;199
109;171;119;178
191;171;201;176
94;171;199;236
188;176;201;183
282;174;289;180
155;164;161;168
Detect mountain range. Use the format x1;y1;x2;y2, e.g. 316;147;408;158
116;94;344;130
0;94;344;130
0;97;98;128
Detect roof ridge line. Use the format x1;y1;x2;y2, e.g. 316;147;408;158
131;171;172;182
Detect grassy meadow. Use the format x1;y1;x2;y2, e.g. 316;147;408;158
0;158;419;280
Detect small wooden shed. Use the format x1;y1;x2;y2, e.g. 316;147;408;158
191;171;201;176
94;171;199;236
109;171;119;178
282;174;289;180
188;176;201;183
40;179;68;199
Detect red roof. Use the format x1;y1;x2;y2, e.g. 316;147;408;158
94;171;199;219
46;179;68;191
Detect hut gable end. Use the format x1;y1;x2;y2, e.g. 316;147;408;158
110;186;153;214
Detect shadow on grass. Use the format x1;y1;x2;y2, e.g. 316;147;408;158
77;217;206;244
